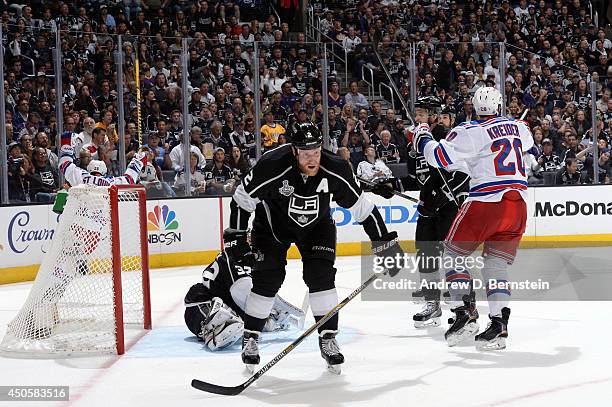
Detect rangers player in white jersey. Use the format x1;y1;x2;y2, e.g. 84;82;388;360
58;129;147;187
413;87;534;350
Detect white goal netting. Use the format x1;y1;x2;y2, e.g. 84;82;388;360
0;184;149;356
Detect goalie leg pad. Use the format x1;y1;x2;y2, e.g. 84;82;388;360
201;297;244;351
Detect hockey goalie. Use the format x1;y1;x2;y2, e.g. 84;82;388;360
0;130;148;355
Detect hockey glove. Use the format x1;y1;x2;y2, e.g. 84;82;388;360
127;152;148;174
59;144;75;160
371;181;395;199
413;123;434;154
371;231;404;277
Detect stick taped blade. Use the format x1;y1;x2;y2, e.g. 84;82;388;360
191;379;244;396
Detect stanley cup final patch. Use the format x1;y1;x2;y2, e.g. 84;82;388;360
288;194;319;227
278;180;295;197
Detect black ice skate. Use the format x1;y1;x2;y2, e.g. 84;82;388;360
319;330;344;374
475;308;510;351
413;301;442;328
445;295;480;347
241;330;260;373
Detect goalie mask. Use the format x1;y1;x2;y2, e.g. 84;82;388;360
222;228;254;267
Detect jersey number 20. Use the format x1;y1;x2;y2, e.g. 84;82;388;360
491;138;526;176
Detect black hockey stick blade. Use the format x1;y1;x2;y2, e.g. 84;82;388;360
190;379;246;396
191;270;385;395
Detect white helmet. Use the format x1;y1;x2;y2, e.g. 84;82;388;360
472;86;503;116
87;160;108;176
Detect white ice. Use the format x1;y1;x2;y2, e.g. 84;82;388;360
1;255;611;407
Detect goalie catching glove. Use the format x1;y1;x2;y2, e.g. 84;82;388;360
371;231;404;277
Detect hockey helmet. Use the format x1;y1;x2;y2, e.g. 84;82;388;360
472;86;502;116
222;228;254;267
414;96;442;112
441;104;456;117
87;159;107;176
291;123;323;150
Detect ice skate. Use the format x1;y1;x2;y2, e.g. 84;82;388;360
442;290;451;304
413;301;442;328
241;330;260;373
475;308;510;351
445;295;479;347
319;330;344;374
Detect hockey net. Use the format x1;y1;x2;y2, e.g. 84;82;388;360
0;184;151;356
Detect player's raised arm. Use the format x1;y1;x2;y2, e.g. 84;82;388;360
414;124;477;170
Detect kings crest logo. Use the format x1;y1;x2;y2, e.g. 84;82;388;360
288;194;319;227
278;180;294;197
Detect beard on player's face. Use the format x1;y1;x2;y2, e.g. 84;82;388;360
294;147;321;176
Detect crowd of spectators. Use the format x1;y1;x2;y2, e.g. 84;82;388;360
2;0;611;204
319;0;611;184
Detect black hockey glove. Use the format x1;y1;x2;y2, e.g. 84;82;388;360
371;231;404;277
371;181;395;199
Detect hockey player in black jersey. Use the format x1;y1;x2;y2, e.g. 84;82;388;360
184;229;304;351
406;98;469;328
230;123;404;374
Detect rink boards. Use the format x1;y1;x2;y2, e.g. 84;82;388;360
1;185;611;284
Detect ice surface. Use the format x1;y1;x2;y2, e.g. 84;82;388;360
0;254;611;407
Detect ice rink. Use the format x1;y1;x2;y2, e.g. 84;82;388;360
1;254;611;407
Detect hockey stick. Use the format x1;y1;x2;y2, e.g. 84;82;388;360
298;289;309;329
191;269;387;395
357;176;420;204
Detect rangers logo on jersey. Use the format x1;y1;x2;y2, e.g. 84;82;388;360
288;194;319;227
278;180;295;197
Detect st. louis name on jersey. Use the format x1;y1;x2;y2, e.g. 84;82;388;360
422;117;534;202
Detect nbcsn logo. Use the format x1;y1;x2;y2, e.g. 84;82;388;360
147;205;182;245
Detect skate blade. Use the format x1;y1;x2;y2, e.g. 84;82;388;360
446;322;480;347
326;364;342;375
476;337;506;351
414;317;441;329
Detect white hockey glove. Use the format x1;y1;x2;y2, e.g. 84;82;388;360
413;123;434;154
59;144;75;159
127;152;148;174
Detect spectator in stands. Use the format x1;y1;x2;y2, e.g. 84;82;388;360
342;118;370;170
357;145;392;182
34;131;58;168
8;154;43;203
375;130;400;164
226;145;250;179
146;132;170;170
32;146;59;201
555;158;582;185
344;81;369;114
174;151;207;196
261;110;286;151
170;132;206;173
576;141;612;184
328;81;345;110
538;138;562;173
203;147;236;196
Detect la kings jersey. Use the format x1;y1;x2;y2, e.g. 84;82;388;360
422;117;534;203
230;144;386;243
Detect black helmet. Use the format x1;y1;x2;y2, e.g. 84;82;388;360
415;96;442;112
291;123;323;150
441;104;456;116
222;228;254;267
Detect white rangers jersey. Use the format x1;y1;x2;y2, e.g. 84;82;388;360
422;116;534;202
59;155;143;187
